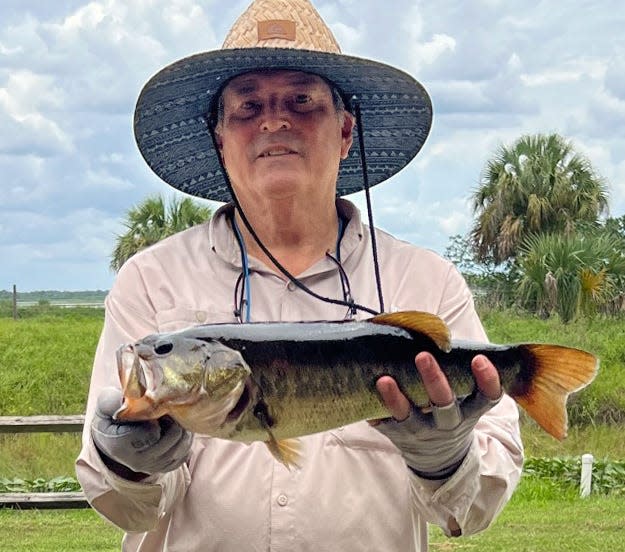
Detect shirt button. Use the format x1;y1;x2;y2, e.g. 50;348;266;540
277;494;289;506
286;282;296;292
195;310;207;323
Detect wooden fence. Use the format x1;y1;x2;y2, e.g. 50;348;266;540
0;415;89;509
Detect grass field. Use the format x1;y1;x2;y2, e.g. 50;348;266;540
1;307;624;550
1;479;624;551
0;308;102;415
3;423;625;482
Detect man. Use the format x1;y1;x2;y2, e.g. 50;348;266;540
76;1;523;550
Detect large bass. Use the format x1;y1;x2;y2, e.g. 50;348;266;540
115;311;598;467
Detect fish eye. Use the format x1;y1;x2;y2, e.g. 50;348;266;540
154;342;174;355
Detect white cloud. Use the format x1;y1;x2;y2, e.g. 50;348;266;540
413;33;456;67
0;41;22;55
0;71;73;155
329;21;363;53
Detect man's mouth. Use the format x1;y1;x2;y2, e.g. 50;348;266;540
259;147;297;158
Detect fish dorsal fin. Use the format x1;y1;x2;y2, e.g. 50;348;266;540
370;311;452;352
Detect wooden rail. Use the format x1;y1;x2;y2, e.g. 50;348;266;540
0;492;88;509
0;415;85;433
0;415;88;509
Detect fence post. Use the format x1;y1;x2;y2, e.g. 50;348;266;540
580;453;593;498
12;284;18;320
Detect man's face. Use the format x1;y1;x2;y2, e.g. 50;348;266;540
215;70;354;205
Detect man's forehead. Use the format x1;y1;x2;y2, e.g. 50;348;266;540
224;70;329;94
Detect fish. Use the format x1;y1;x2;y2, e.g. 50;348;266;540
114;311;598;468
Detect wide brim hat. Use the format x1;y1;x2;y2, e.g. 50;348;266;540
134;0;433;202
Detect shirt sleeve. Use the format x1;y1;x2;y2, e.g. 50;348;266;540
75;260;190;532
408;262;524;537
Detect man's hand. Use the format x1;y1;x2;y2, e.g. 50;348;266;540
91;387;193;479
374;353;502;479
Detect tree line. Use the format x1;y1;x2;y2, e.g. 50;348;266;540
446;133;624;322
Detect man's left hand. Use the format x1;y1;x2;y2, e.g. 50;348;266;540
374;352;502;479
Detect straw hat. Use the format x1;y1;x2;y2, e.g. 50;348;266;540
134;0;432;202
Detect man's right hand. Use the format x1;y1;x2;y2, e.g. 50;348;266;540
91;387;192;478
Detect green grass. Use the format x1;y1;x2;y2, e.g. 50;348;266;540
481;309;625;425
1;308;624;549
0;310;103;415
0;434;82;480
429;479;625;551
0;509;122;551
1;479;623;551
521;423;625;459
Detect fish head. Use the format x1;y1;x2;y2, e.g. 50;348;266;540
115;334;252;432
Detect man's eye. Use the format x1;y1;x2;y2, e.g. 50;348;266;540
232;102;260;119
294;94;312;105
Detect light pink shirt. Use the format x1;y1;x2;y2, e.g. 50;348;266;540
76;199;523;551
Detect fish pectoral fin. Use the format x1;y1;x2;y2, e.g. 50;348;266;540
113;396;161;422
370;311;452;352
265;435;302;470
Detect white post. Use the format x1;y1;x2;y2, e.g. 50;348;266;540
580;453;593;498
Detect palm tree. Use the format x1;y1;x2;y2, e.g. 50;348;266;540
470;133;609;265
517;231;625;322
110;195;212;272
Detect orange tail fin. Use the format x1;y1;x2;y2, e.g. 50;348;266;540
512;344;598;440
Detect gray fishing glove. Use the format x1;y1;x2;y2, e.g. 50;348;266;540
375;390;502;479
91;387;193;477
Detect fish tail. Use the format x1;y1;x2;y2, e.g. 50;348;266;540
510;344;598;440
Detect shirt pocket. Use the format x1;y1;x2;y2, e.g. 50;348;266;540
154;306;237;333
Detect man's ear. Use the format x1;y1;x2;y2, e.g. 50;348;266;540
340;112;355;160
214;127;225;160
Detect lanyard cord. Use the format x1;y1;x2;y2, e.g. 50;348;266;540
353;100;385;314
231;215;251;322
232;211;357;322
206;116;381;318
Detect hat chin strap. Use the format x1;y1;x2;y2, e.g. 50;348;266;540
205;112;385;318
352;99;385;314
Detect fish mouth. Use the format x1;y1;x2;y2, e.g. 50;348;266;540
224;376;255;423
117;345;148;399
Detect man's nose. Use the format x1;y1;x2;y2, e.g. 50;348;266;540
259;103;291;132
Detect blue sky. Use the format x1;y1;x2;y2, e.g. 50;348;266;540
1;0;624;291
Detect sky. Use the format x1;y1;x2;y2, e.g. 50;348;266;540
1;0;624;292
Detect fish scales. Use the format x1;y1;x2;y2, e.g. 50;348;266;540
202;334;526;441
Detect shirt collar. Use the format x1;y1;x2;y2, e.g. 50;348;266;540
208;198;365;275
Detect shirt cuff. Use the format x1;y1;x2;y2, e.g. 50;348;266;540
409;434;481;536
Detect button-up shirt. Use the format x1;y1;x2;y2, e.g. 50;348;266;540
76;199;523;551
